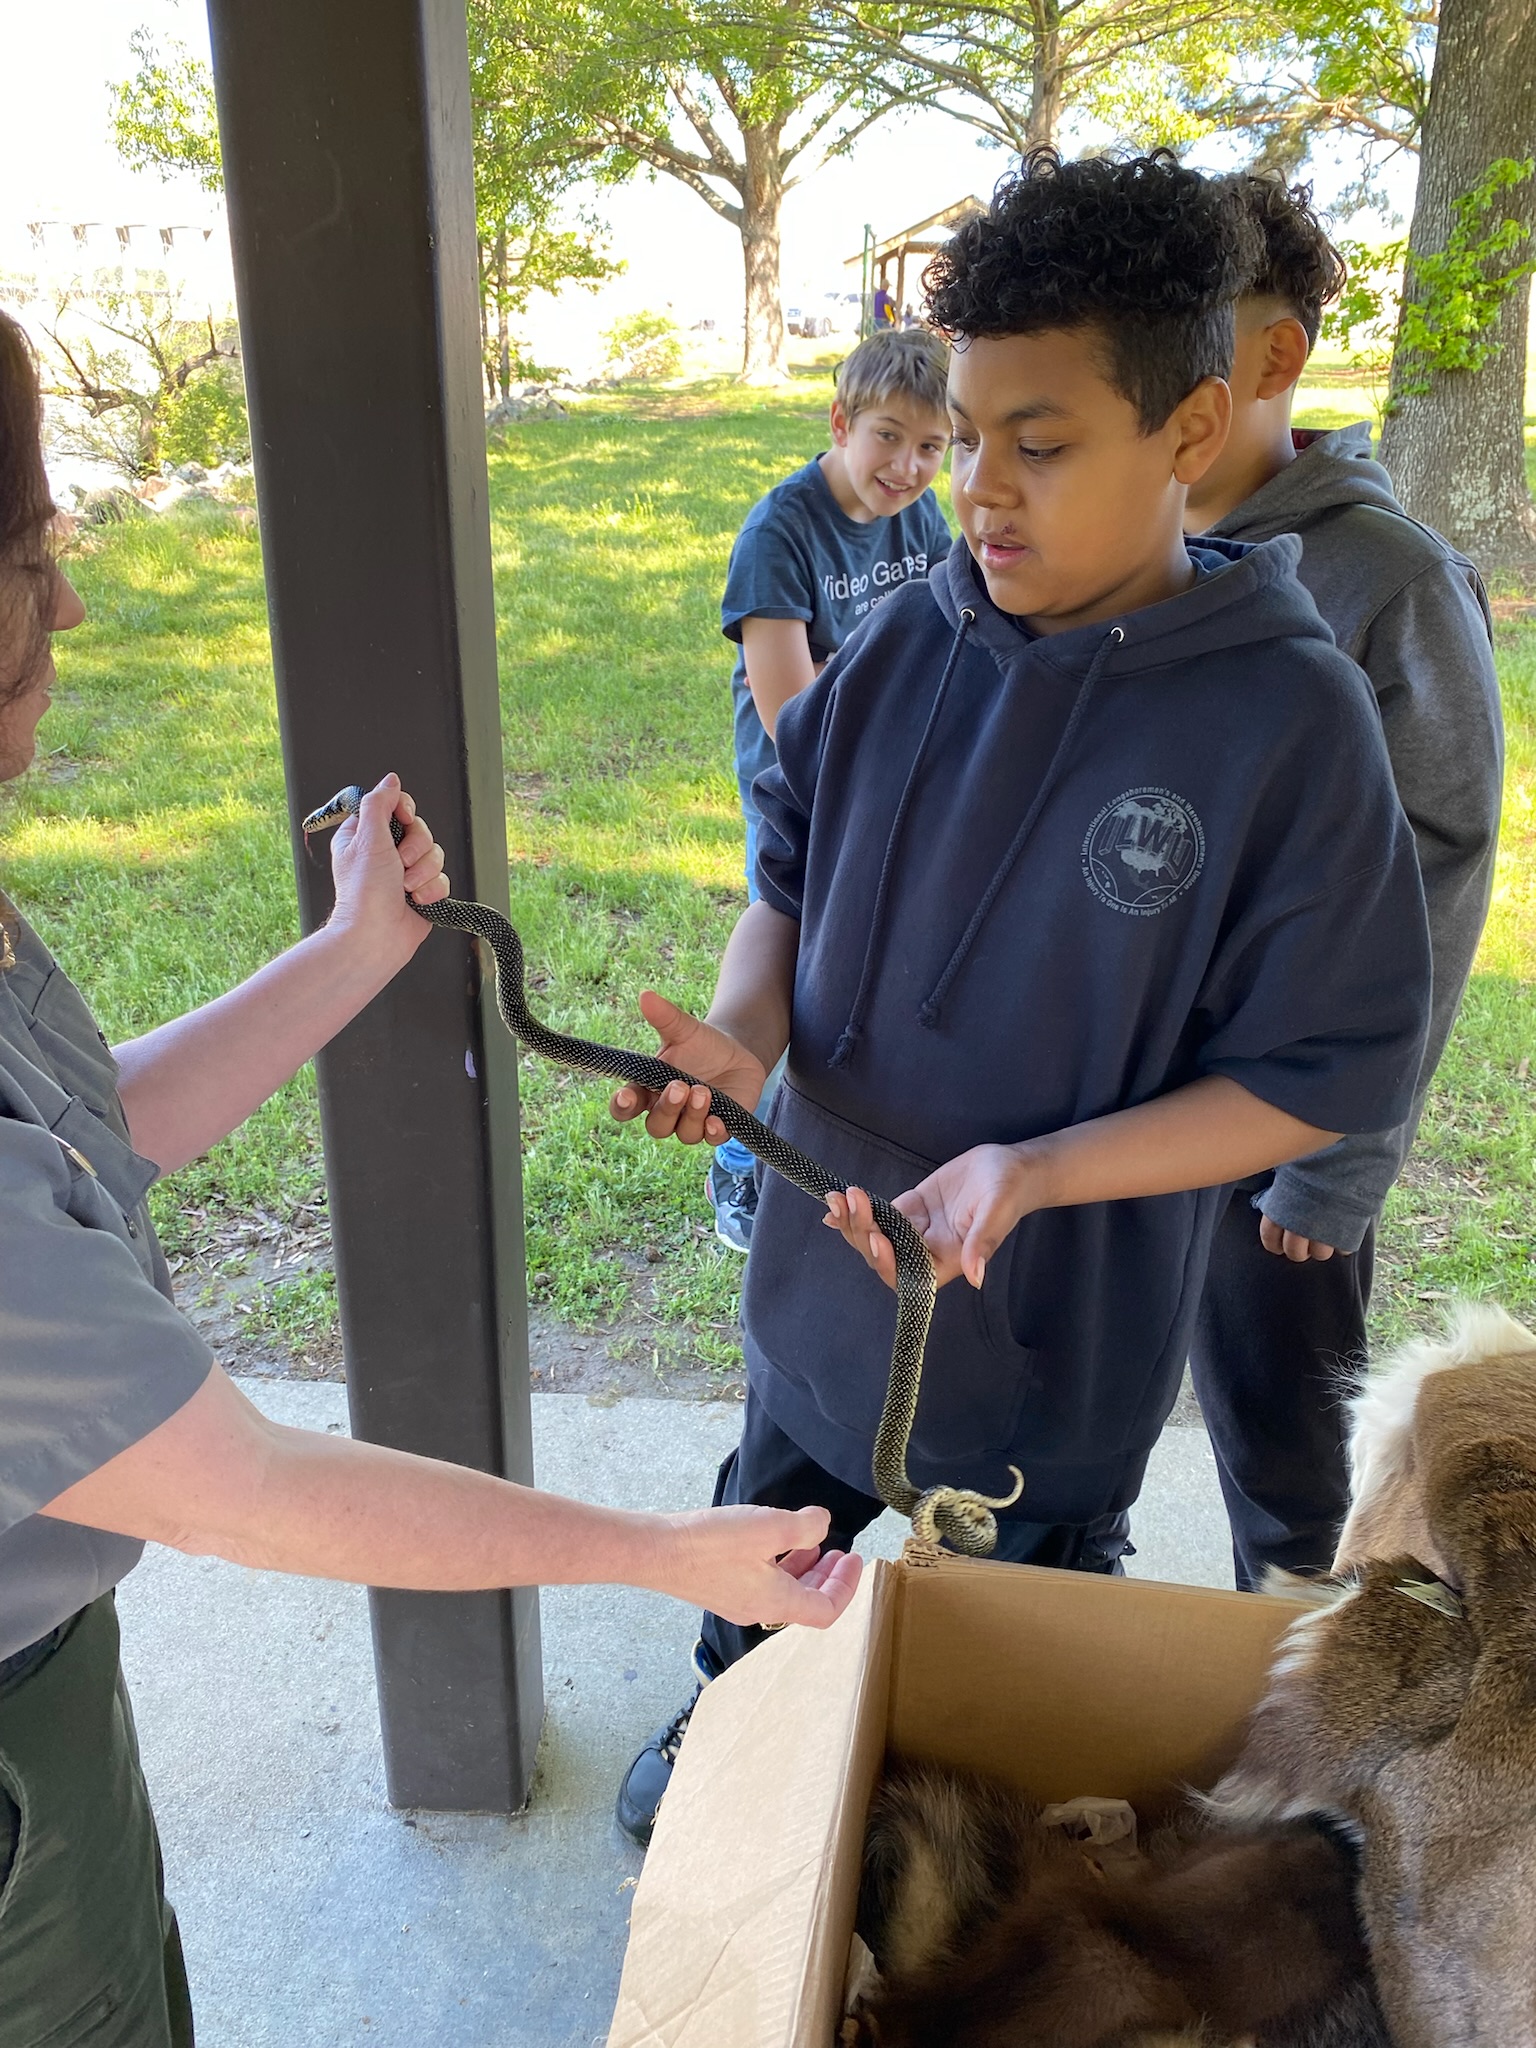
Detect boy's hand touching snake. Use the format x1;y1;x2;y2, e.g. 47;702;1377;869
825;1142;1052;1292
609;990;767;1146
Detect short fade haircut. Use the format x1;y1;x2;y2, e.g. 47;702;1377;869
834;328;949;424
924;149;1258;434
1226;173;1347;347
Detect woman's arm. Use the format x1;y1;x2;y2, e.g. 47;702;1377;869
37;1365;860;1629
827;1076;1341;1289
113;777;446;1173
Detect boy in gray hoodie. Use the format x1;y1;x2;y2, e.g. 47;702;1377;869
1182;175;1504;1588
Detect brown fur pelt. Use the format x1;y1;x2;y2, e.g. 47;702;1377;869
848;1764;1390;2048
1209;1303;1536;2048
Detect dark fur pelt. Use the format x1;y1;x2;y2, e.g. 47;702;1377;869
848;1765;1391;2048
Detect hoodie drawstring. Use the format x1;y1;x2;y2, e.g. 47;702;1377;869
917;623;1125;1032
828;607;975;1071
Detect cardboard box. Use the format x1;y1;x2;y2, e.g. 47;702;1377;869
610;1550;1307;2048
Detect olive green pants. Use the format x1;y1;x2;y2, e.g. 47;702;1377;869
0;1596;193;2048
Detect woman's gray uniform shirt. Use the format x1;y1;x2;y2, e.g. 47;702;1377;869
0;893;211;1660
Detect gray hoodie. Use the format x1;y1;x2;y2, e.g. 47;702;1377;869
1207;421;1504;1252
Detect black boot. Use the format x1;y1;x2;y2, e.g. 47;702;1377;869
615;1640;718;1849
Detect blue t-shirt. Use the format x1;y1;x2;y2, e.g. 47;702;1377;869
722;457;951;814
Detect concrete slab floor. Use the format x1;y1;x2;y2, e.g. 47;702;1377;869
115;1380;1236;2048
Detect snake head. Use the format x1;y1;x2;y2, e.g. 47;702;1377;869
301;784;365;851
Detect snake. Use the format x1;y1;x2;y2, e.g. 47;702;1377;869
302;784;1024;1555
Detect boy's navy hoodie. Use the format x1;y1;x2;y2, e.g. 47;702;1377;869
743;534;1431;1524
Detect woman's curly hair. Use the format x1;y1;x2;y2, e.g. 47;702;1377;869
924;150;1260;432
0;309;57;707
1225;173;1346;347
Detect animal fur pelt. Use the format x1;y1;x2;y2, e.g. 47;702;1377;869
847;1764;1389;2048
1209;1302;1536;2048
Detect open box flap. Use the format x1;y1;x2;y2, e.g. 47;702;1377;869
609;1562;898;2048
890;1552;1307;1803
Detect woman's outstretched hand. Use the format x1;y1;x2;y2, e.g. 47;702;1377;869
609;989;767;1145
652;1504;863;1627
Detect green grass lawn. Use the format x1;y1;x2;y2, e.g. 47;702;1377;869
4;371;1533;1371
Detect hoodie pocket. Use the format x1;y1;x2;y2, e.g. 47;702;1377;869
742;1081;1038;1465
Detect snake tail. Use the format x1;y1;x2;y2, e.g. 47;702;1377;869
302;783;1024;1556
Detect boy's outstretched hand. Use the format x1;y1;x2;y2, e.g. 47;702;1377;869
610;989;768;1145
824;1143;1043;1292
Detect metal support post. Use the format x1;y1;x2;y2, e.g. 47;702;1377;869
205;0;543;1810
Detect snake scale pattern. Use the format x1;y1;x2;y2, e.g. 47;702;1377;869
304;784;1024;1555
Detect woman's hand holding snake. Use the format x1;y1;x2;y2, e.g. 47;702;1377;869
609;989;767;1147
825;1141;1055;1292
325;772;450;965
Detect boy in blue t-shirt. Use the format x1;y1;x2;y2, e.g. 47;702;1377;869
710;329;952;1248
610;152;1433;1849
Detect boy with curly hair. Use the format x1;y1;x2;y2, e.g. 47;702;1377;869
610;152;1432;1847
1182;175;1503;1589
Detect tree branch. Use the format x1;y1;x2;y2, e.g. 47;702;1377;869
789;89;935;182
668;69;743;177
599;116;744;221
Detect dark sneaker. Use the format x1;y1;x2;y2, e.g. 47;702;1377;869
707;1157;758;1253
616;1643;716;1848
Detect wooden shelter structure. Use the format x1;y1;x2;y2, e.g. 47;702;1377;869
847;197;988;324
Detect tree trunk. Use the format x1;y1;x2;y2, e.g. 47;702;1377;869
739;121;787;383
1377;0;1536;573
1027;4;1064;148
477;241;495;403
495;231;512;398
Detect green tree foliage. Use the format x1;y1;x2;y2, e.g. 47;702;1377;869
160;356;250;467
109;29;224;194
774;0;1277;157
108;17;619;401
780;0;1436;206
18;271;242;479
1393;156;1536;388
471;0;926;381
1325;159;1536;404
602;308;686;378
1174;0;1436;188
467;0;622;395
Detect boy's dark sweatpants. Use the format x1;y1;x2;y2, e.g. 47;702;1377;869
699;1386;1134;1674
1189;1177;1376;1592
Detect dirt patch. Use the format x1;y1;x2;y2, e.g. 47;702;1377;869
526;1308;744;1403
173;1239;746;1402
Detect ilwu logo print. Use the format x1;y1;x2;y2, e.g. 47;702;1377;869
1081;788;1205;916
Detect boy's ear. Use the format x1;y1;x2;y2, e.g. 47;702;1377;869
1255;316;1312;401
829;397;852;447
1170;375;1232;488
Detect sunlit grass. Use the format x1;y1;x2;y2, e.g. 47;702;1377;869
2;380;1531;1366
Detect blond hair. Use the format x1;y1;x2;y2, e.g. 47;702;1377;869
834;328;949;424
